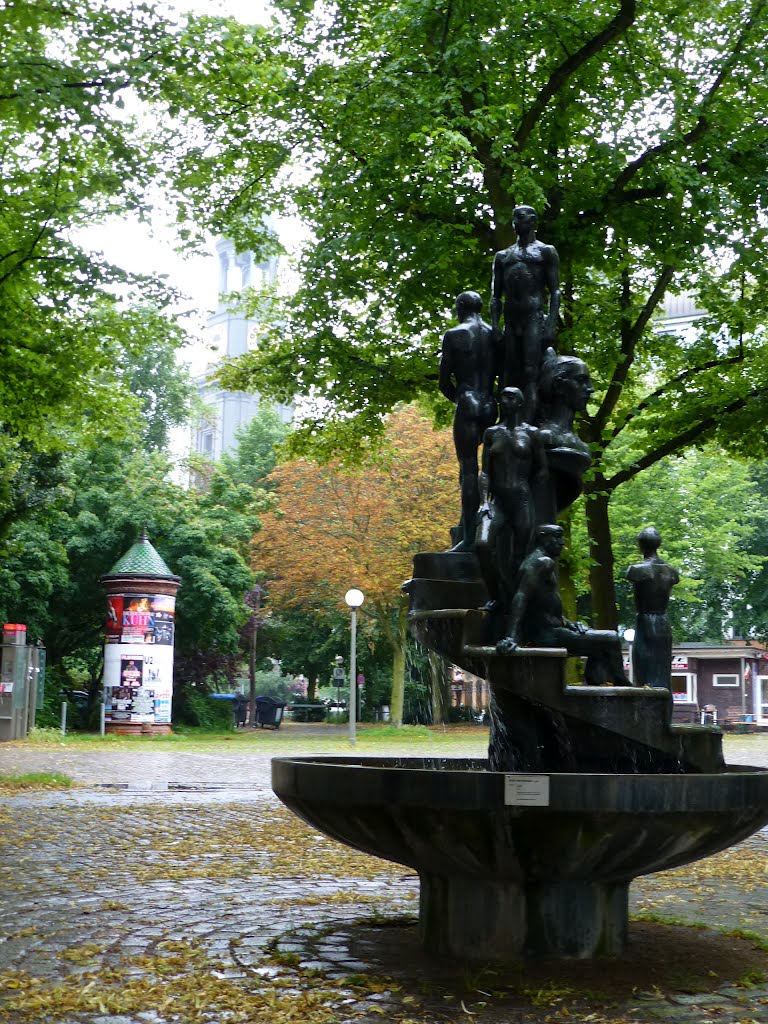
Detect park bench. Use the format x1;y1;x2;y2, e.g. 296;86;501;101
722;705;757;732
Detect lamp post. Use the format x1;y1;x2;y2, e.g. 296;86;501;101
344;589;364;745
623;628;636;685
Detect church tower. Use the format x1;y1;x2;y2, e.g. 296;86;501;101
194;237;291;461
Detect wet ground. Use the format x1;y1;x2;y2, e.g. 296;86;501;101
0;731;767;1023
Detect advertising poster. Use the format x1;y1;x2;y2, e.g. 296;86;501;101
105;596;123;644
122;595;154;644
107;685;134;723
115;594;175;646
152;595;175;646
104;640;174;726
153;690;172;724
120;656;143;688
130;689;156;723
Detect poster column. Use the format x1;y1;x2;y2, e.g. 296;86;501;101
100;534;181;736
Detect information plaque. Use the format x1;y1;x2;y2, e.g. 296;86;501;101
504;774;550;806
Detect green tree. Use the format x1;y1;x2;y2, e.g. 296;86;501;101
599;447;768;641
0;347;266;719
258;604;394;716
155;1;768;628
217;404;290;488
731;463;768;644
0;3;197;449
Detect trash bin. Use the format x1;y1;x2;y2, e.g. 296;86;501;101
254;695;285;730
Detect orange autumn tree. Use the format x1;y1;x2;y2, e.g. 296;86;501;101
253;405;460;725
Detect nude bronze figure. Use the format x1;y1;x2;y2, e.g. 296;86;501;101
627;527;680;688
490;206;560;422
439;290;498;550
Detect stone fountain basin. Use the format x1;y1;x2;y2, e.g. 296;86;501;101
272;755;768;884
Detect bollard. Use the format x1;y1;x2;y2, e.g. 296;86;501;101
60;700;67;736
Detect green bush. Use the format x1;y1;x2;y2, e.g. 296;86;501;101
173;689;235;731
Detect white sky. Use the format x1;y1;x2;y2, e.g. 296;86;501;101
77;0;278;376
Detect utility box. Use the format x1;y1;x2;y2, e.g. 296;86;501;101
0;625;44;741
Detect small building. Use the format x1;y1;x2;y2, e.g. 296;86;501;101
666;641;768;728
449;667;489;716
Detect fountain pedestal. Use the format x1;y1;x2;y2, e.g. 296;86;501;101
272;755;768;960
270;552;767;961
420;875;628;959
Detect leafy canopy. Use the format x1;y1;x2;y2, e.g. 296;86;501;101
0;1;192;448
144;0;768;629
149;0;768;467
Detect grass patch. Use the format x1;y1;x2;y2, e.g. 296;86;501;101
631;911;709;929
725;927;768;952
0;771;74;791
16;721;489;755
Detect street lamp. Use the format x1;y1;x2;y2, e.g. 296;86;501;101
344;588;364;745
623;628;636;685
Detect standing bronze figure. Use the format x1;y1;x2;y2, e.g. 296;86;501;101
439;290;498;550
627;527;680;688
475;387;546;613
491;206;560;422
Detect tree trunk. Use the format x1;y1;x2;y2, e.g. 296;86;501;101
558;512;578;622
558;512;583;685
389;605;408;727
584;479;619;630
428;650;448;725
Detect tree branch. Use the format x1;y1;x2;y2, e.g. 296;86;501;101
592;264;675;435
514;0;636;150
604;0;767;198
0;161;62;287
608;352;745;440
0;77;130;103
606;384;768;490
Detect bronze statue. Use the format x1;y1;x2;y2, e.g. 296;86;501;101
536;352;594;521
499;525;632;686
475;387;546;611
439;291;498;550
627;527;680;688
491;206;560;422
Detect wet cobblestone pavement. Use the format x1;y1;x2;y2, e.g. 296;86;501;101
0;734;766;1023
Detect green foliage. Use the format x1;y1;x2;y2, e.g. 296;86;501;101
144;0;768;624
258;604;394;714
0;3;190;450
735;463;768;643
0;351;297;728
152;0;768;452
217;404;290;488
173;690;235;732
247;668;299;701
570;446;768;640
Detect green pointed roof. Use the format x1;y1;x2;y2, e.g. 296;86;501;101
104;531;179;580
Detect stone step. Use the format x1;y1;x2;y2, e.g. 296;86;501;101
408;605;723;773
